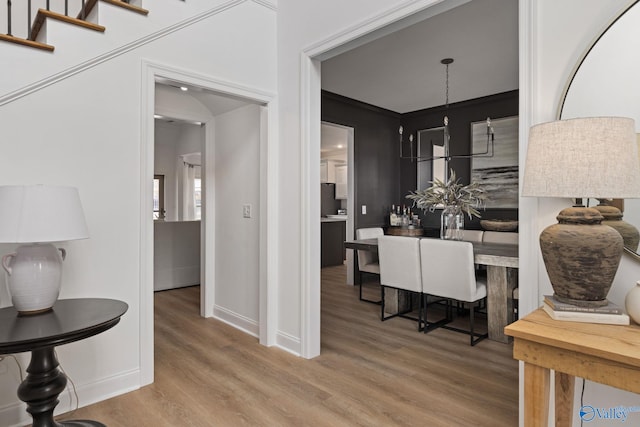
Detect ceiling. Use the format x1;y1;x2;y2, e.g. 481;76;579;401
155;0;519;156
321;0;519;114
321;123;350;156
155;78;252;120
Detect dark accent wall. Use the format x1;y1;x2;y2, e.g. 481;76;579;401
322;89;518;235
401;90;519;230
322;91;402;236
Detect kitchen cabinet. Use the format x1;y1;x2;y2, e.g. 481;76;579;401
335;164;347;199
321;219;346;267
320;159;345;183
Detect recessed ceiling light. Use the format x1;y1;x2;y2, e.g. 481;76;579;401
180;86;188;91
337;144;343;149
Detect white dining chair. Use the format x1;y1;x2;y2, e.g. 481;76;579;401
355;227;384;304
378;235;424;329
420;238;488;346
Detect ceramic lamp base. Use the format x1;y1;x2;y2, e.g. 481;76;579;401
2;243;66;314
593;204;640;252
540;206;623;308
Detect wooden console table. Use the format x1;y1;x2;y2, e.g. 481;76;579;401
386;226;424;237
504;308;640;427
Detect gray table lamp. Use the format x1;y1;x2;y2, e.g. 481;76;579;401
522;117;640;307
0;185;89;314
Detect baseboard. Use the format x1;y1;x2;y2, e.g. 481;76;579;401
275;330;301;356
213;305;259;337
212;305;301;356
1;368;140;427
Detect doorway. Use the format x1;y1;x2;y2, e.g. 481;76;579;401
153;118;204;299
301;0;519;357
140;61;277;386
320;121;355;282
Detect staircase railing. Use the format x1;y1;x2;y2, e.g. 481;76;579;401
3;0;135;41
4;0;90;40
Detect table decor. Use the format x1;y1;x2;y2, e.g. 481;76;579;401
407;169;486;240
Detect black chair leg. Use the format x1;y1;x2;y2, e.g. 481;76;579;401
470;302;488;346
359;271;382;305
421;295;450;333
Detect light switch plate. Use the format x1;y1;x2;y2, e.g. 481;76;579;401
243;204;252;218
361;205;367;215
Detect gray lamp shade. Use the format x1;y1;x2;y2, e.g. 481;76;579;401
522;117;640;199
0;185;89;243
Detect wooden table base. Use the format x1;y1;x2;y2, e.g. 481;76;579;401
506;309;640;427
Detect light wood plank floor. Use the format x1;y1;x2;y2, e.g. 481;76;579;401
58;265;518;426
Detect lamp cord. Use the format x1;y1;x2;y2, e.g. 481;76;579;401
0;355;24;382
55;349;80;420
0;352;79;420
581;378;586;427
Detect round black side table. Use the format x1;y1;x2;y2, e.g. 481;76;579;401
0;298;128;427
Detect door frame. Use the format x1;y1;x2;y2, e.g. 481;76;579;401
298;0;535;362
140;60;278;385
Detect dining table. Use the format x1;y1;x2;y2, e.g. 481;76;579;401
344;237;518;343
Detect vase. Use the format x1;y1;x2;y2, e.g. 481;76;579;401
440;206;464;240
540;207;622;307
625;281;640;324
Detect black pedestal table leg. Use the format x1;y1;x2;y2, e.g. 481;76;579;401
17;347;105;427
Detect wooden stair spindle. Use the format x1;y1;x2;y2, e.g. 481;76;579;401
1;0;150;52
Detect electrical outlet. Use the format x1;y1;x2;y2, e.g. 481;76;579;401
243;204;252;218
361;205;367;215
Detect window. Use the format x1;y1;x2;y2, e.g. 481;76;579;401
153;175;165;220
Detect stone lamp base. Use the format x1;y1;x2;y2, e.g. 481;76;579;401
540;206;623;307
593;203;640;253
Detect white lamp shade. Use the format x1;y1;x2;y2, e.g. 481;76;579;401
522;117;640;198
0;185;89;243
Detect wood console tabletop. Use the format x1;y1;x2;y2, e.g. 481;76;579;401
504;308;640;427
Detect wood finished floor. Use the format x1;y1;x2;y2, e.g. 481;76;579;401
58;265;518;426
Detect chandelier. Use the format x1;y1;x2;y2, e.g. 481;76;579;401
399;58;495;163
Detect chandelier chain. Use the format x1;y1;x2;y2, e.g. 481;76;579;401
445;62;449;108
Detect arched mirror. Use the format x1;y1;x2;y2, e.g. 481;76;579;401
559;0;640;258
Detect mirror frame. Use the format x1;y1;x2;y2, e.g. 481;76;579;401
416;126;445;189
557;0;640;261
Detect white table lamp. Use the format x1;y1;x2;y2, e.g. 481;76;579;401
522;117;640;307
0;185;89;314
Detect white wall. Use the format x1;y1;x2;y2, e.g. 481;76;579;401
154;121;181;220
0;1;276;425
155;120;204;221
0;0;250;96
213;104;262;336
528;1;639;425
